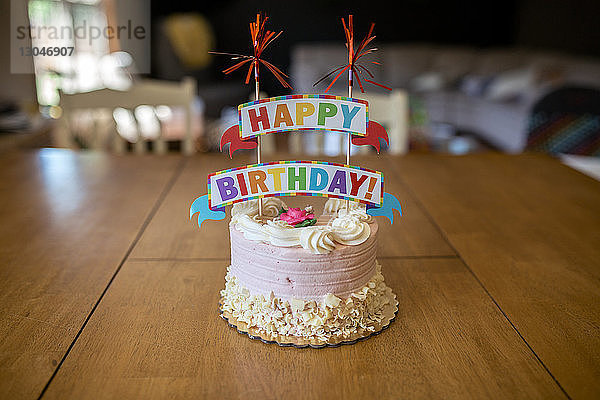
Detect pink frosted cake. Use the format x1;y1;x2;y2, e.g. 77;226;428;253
220;197;397;344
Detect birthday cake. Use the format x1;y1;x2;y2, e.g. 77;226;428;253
220;197;397;344
189;13;401;346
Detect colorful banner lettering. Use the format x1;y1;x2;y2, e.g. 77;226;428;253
239;95;368;139
208;161;383;209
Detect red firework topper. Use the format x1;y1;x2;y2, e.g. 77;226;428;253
212;13;292;90
314;15;391;94
211;13;293;157
313;15;392;154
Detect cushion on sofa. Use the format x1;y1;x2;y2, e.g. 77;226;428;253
484;67;536;102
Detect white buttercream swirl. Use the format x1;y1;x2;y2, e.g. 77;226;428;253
336;206;373;223
299;226;336;254
323;198;347;215
329;214;371;246
323;198;368;215
231;198;284;224
263;219;301;247
235;214;268;242
231;198;373;253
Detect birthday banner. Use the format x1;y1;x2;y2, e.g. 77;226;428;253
208;161;383;209
239;95;368;139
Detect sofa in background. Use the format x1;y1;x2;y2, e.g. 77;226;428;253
290;43;600;154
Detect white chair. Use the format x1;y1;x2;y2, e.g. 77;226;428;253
57;77;198;154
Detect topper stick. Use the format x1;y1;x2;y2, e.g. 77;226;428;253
210;13;292;216
255;68;263;216
347;70;352;165
346;69;353;210
312;13;395;210
345;15;354;211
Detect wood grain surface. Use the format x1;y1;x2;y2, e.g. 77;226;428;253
394;153;600;399
1;150;598;399
0;150;182;399
42;259;564;400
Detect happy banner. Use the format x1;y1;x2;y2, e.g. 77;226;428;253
239;95;368;139
208;161;383;209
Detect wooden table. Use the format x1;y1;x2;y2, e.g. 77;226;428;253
1;149;598;399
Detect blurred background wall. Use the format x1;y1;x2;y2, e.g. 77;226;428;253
3;0;600;158
150;0;600;96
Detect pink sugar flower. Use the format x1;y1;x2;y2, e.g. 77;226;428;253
279;207;315;226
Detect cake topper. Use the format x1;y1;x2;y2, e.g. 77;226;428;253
191;14;401;228
313;15;391;94
210;13;292;91
313;15;391;212
210;13;292;216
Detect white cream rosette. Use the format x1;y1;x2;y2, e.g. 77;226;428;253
336;205;373;223
235;214;268;242
328;213;371;246
231;197;284;223
299;226;336;254
322;198;366;215
231;198;373;253
264;219;301;247
323;198;347;215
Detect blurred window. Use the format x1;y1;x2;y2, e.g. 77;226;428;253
28;0;132;108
